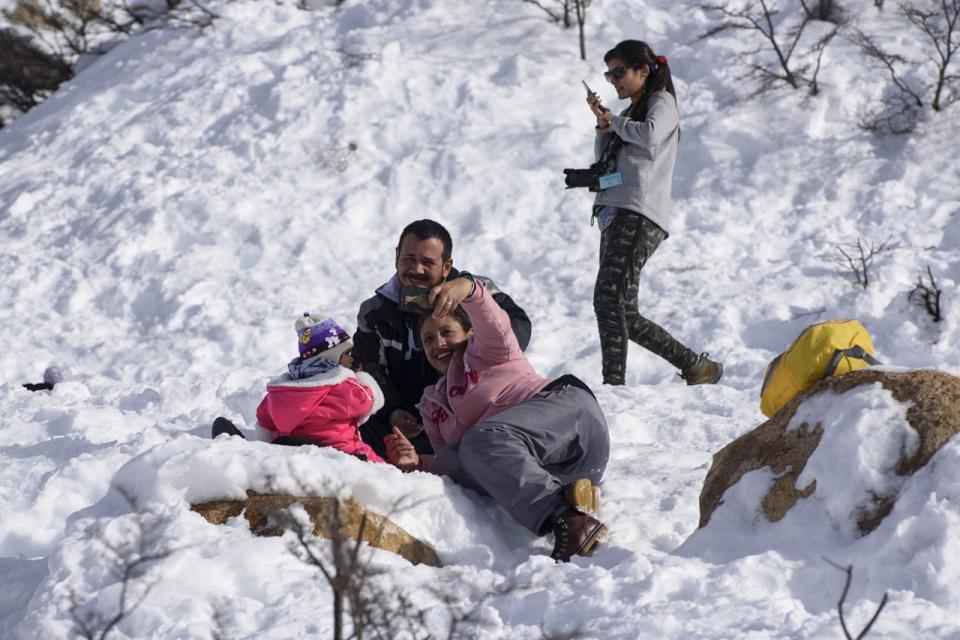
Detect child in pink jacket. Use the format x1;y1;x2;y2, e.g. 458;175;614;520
214;313;385;463
384;278;610;561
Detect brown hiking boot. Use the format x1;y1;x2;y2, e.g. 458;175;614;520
563;479;601;514
680;352;724;386
551;510;608;562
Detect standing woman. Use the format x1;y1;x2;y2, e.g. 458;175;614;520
586;40;723;386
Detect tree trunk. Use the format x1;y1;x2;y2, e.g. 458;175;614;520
576;0;586;60
333;589;343;640
932;66;945;111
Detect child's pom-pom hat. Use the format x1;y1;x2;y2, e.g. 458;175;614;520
295;313;353;363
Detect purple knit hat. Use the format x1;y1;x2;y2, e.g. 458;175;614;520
295;313;353;362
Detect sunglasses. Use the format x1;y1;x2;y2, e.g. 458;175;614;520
604;66;630;82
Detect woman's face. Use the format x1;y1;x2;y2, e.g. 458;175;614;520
420;315;471;375
606;56;648;102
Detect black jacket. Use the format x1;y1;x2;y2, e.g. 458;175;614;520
353;268;532;419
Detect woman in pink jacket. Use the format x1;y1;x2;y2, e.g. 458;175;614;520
214;313;386;463
385;278;610;562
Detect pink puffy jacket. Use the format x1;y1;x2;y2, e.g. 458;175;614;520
255;367;386;463
418;281;549;469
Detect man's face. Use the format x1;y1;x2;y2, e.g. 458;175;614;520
395;235;452;288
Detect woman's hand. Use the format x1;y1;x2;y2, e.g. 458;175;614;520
597;110;615;130
428;277;473;319
390;408;423;438
585;86;603;114
385;427;420;471
585;85;610;128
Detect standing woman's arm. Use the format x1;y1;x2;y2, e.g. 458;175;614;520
594;127;614;161
606;93;679;149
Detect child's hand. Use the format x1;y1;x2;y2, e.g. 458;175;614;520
385;427;420;471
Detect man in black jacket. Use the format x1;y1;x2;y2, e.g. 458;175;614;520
354;219;532;459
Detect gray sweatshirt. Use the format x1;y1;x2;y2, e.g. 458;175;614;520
592;89;679;235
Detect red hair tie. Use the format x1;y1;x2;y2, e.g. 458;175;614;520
655;55;668;65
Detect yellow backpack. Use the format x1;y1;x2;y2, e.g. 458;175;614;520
760;320;880;418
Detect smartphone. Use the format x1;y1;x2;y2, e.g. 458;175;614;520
398;285;433;313
583;80;609;113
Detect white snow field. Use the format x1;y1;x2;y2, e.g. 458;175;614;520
2;0;960;637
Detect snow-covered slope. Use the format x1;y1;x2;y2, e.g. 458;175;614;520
2;0;959;637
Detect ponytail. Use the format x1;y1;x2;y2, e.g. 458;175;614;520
604;40;677;120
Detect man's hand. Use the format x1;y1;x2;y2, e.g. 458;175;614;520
385;427;420;471
428;277;473;319
390;408;423;438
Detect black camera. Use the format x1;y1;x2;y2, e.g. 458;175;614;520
563;162;604;192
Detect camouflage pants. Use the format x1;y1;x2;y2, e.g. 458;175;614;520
593;210;698;384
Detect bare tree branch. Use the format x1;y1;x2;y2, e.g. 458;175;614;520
823;559;890;640
2;0;220;122
828;235;894;289
809;25;838;93
698;0;837;94
849;0;960;131
899;0;960;110
69;486;184;640
514;0;587;58
908;264;944;321
520;0;566;23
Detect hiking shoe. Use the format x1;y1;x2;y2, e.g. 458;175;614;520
551;509;608;562
563;479;601;514
212;417;246;439
680;353;724;386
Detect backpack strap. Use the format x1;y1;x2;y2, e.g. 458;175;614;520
824;346;881;378
760;353;783;397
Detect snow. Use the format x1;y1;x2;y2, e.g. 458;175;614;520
2;0;960;637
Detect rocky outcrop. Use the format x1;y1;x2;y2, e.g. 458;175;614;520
191;491;441;567
698;369;960;534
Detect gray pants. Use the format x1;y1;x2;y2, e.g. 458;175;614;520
431;383;610;534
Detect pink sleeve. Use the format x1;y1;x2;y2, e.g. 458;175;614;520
255;396;274;431
419;397;447;454
340;379;375;422
460;281;520;364
306;382;371;426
